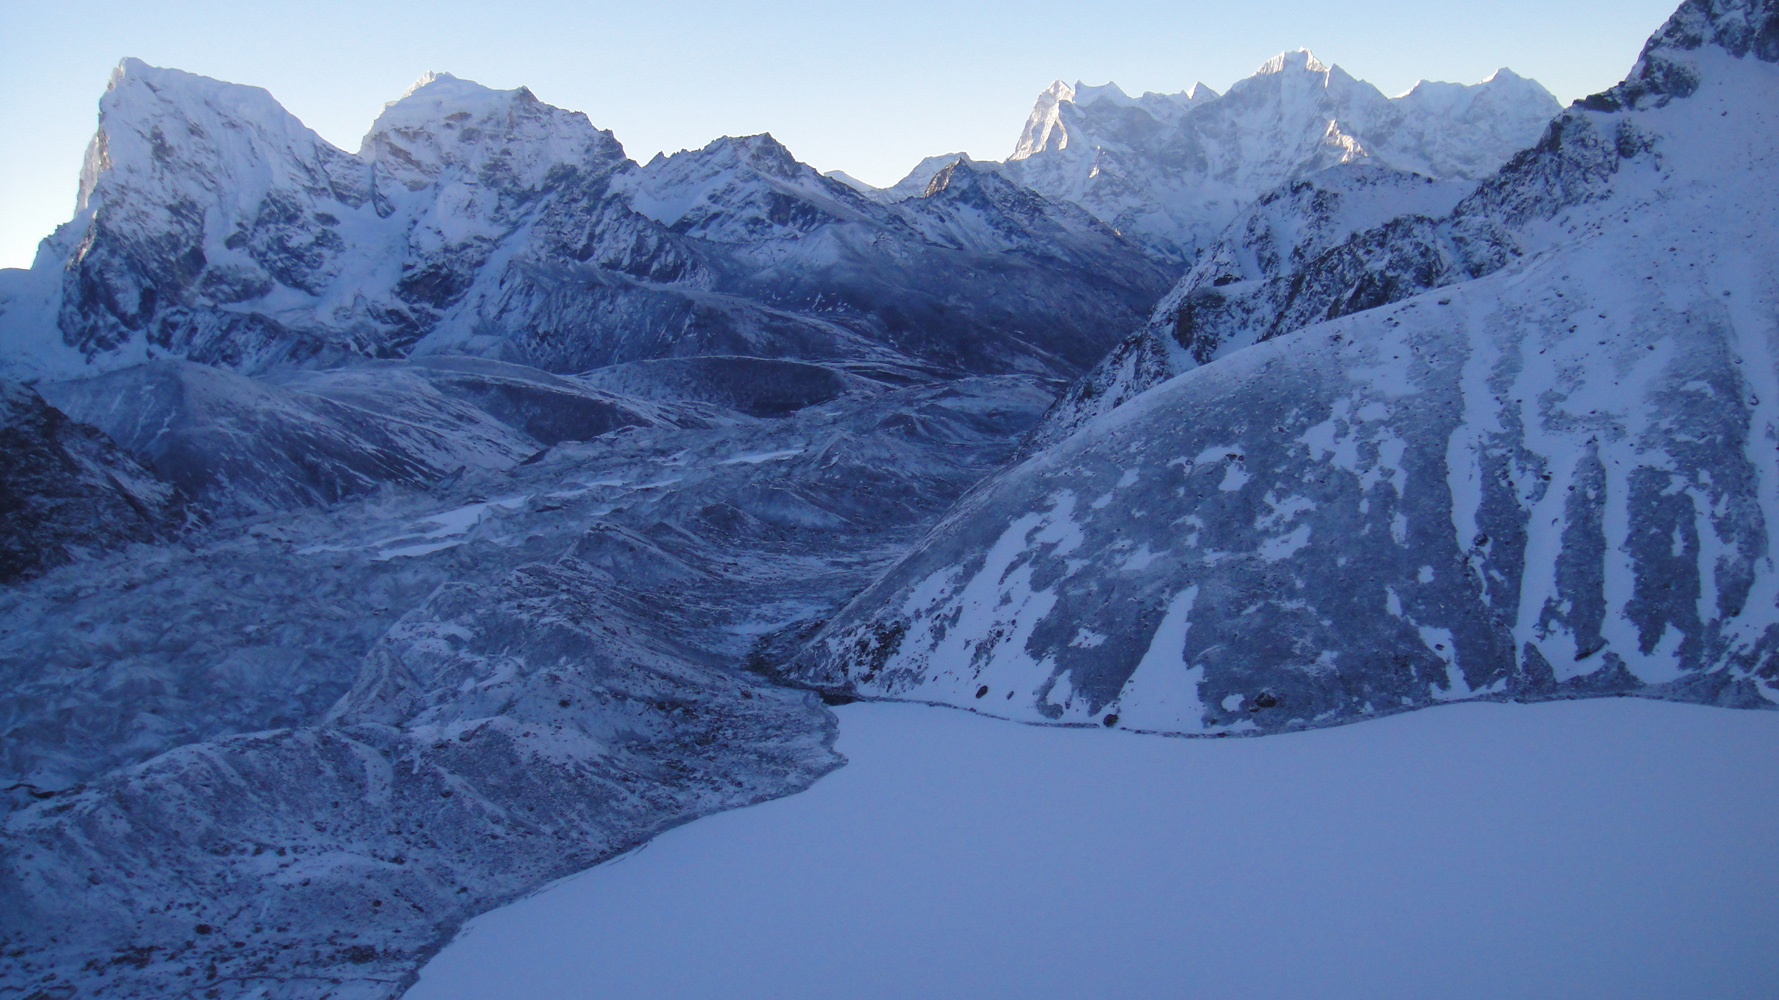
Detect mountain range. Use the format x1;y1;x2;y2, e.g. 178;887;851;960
1;1;1775;997
0;64;1169;386
842;50;1560;262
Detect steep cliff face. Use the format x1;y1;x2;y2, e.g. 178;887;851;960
790;0;1779;734
49;61;381;370
0;379;185;582
0;61;703;379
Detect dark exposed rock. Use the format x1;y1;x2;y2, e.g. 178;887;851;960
0;378;185;582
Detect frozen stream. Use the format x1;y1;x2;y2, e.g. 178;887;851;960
408;699;1778;1000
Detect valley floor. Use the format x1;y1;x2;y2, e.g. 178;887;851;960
408;699;1778;1000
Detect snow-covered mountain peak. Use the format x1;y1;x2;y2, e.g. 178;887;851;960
1179;81;1219;103
1395;77;1463;107
630;133;824;194
992;46;1559;258
361;73;623;191
80;58;347;213
903;156;1135;254
1646;0;1779;62
1474;66;1544;93
1011;77;1216;163
703;133;807;179
1394;67;1533;110
1256;48;1331;76
103;57;290;117
1070;81;1133;107
620;131;883;242
919;157;990;198
1011;82;1075;159
1224;49;1364;105
635;134;809;187
4;54;1175;384
396;70;484;102
869;152;977;203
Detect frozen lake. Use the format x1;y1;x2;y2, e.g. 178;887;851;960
408;699;1779;1000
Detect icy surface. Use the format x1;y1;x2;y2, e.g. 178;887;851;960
409;699;1779;1000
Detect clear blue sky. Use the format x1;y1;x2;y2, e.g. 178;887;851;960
1;0;1680;269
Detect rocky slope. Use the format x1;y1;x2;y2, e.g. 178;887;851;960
0;379;186;583
789;0;1779;734
40;361;537;514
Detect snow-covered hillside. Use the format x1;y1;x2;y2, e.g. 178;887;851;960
1025;162;1474;450
791;0;1779;734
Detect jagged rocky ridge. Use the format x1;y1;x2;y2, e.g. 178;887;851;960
0;64;1170;385
858;52;1560;262
1025;162;1476;450
790;0;1779;733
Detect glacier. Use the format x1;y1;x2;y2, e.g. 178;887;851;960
0;364;1057;998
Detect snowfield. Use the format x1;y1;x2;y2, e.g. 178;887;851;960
410;699;1778;1000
